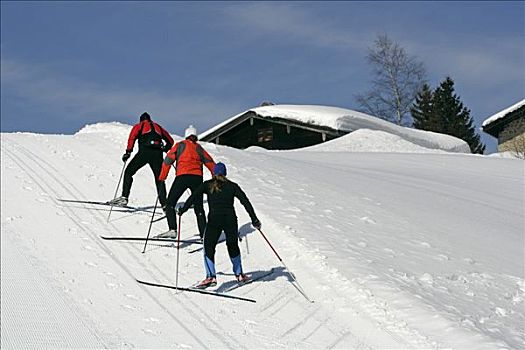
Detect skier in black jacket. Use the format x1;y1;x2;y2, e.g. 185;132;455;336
177;162;261;289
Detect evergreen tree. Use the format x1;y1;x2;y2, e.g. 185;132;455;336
411;84;436;131
411;77;485;154
433;78;485;154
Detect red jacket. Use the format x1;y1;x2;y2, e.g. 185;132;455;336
159;139;215;180
126;120;174;152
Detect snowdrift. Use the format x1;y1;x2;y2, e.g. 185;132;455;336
296;129;448;153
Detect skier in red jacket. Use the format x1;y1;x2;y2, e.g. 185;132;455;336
157;125;215;238
108;112;174;207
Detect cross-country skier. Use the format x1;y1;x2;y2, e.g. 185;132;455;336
157;125;215;238
108;112;174;207
177;162;261;289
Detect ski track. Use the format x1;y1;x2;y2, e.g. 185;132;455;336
1;227;109;349
3;137;365;349
3;140;229;348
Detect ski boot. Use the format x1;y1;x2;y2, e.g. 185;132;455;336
155;229;177;239
236;273;250;284
107;196;128;207
195;276;217;289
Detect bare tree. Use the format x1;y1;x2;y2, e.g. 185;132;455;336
510;136;525;159
356;34;426;126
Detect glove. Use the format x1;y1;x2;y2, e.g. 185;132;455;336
252;219;261;230
162;144;172;153
176;207;186;216
122;152;131;162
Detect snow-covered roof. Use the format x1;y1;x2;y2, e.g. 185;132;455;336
200;104;470;153
482;99;525;127
200;105;369;139
251;104;369;131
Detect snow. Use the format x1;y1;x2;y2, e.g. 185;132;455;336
296;129;449;153
482;99;525;127
201;104;471;153
2;122;524;349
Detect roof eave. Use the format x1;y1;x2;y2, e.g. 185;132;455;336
482;106;525;138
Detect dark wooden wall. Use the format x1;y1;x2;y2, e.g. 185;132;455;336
215;117;341;150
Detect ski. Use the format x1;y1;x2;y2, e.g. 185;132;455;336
222;268;275;293
136;279;256;303
152;215;166;223
188;246;204;254
100;236;202;244
57;198;159;214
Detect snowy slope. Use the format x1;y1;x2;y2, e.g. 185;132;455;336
1;123;524;349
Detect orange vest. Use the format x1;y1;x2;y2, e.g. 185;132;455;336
159;139;215;180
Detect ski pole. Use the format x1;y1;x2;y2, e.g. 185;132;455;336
142;197;159;253
242;232;250;255
107;160;127;222
257;228;314;303
175;213;182;289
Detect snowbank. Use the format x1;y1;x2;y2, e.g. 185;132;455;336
75;122;132;135
297;129;448;153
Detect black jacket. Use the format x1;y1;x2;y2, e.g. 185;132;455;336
181;178;259;223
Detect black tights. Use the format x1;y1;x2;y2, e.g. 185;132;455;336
122;148;166;206
165;175;206;235
204;214;240;263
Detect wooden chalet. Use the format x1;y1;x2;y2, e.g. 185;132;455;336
200;106;349;150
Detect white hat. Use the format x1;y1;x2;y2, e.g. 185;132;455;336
185;125;197;138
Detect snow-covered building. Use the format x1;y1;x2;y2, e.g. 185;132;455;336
200;104;347;150
482;99;525;153
200;104;470;153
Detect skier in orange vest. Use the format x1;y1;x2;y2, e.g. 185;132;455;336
157;125;215;238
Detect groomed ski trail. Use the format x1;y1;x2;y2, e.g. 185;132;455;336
5;130;514;348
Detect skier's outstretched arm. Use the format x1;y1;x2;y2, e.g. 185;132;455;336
234;184;261;229
159;143;179;181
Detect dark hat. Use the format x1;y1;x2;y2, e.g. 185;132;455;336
140;112;151;121
213;162;227;176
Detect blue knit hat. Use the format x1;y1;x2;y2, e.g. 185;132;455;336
213;162;227;176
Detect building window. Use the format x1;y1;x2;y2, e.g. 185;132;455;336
257;127;273;143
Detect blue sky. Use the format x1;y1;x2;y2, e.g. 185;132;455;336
1;1;524;153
